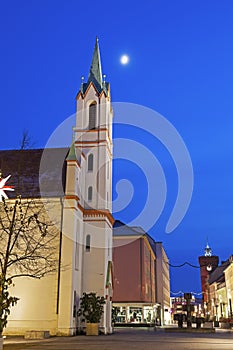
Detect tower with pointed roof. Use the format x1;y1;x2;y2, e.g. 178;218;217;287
60;38;113;334
198;242;219;307
75;37;112;213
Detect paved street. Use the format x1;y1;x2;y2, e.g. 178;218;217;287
4;328;233;350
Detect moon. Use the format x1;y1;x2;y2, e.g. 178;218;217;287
120;55;129;65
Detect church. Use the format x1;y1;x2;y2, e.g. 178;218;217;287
0;38;114;336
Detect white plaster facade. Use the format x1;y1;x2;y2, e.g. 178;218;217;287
4;39;113;336
155;242;171;325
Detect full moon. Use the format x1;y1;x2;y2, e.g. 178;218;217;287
120;55;129;65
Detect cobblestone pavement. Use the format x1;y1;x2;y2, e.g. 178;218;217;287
4;328;233;350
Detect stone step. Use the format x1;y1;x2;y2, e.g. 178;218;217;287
24;331;50;339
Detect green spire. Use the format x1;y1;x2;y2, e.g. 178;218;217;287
87;37;103;89
66;142;76;161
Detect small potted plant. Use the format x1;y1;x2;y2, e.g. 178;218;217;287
78;292;105;336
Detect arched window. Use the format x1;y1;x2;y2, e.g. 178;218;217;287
89;102;96;129
88;186;93;201
88;154;94;171
86;234;91;252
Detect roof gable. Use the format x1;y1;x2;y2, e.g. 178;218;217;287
208;259;231;284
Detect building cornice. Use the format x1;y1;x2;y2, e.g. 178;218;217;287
76;203;114;226
64;195;80;202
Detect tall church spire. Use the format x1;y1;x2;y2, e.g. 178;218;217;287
78;38;109;97
87;37;103;89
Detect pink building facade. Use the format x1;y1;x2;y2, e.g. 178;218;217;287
112;221;170;325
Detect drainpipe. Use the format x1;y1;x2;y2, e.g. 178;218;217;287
56;197;64;314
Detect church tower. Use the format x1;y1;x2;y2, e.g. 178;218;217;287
58;38;113;335
198;242;219;304
75;37;113;213
2;39;113;337
75;38;114;333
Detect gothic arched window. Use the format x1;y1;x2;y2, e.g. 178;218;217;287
88;154;94;171
88;186;93;201
86;234;91;252
89;102;96;130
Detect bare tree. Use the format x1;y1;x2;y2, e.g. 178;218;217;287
0;196;59;338
20;130;36;150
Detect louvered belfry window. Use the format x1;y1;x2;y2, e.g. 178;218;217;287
88;186;93;201
86;235;91;252
88;154;94;171
89;102;96;129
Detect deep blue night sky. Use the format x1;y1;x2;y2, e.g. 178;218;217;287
1;0;233;294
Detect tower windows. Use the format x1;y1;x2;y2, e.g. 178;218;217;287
88;186;93;201
86;234;91;252
89;102;97;129
88;153;94;171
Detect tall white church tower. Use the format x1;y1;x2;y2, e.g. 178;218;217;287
75;38;113;333
59;38;113;335
3;38;113;337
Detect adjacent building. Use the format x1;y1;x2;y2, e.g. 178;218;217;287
224;260;233;318
153;241;171;324
206;256;233;321
112;220;171;325
198;243;233;321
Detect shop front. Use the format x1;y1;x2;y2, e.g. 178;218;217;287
113;303;161;325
